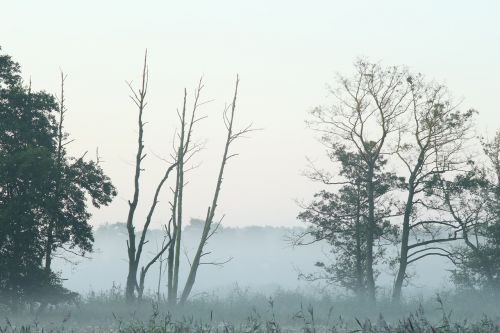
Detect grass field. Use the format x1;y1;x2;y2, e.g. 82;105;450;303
1;288;500;332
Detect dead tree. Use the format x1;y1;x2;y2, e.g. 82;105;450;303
166;80;206;303
124;51;178;302
44;71;68;274
124;51;148;302
124;68;249;304
179;75;252;304
135;163;176;299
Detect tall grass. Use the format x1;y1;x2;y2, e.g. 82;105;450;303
1;288;500;332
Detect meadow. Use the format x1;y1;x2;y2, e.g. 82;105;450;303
2;288;500;333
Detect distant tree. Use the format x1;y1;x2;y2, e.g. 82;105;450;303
0;47;116;310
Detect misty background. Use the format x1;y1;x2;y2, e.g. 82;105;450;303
53;222;450;297
1;0;499;303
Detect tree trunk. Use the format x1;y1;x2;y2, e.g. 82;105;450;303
44;72;66;275
124;51;148;302
354;184;364;299
167;235;176;303
173;90;187;300
179;76;243;304
365;165;376;303
173;148;184;298
180;208;211;304
126;261;138;301
44;229;54;273
167;166;180;304
392;182;414;302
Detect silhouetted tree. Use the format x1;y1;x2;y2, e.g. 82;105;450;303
306;60;410;302
441;133;500;292
44;72;117;277
179;75;253;304
123;53;250;304
124;51;179;302
391;75;475;301
0;47;116;310
167;80;205;304
297;147;400;299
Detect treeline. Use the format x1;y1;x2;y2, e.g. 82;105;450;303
297;60;500;303
0;47;252;311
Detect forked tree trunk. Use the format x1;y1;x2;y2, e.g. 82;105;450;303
392;180;416;302
179;76;245;304
172;90;187;300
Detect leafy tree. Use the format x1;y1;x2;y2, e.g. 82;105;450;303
43;73;116;275
297;146;400;299
444;133;500;292
306;60;409;302
0;47;116;310
305;60;478;302
0;47;59;309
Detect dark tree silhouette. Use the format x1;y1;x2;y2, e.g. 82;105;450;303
0;47;116;310
391;75;475;301
306;60;410;302
297;147;400;299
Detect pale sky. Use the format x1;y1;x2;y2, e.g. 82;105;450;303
2;0;499;228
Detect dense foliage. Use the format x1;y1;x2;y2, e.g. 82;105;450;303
298;146;401;297
0;47;116;310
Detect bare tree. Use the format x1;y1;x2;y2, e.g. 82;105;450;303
44;71;68;274
123;59;250;303
124;51;149;302
124;51;178;302
179;75;253;304
167;80;206;303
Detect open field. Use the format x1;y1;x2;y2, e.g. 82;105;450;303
2;290;500;333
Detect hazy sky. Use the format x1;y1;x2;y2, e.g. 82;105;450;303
2;0;499;228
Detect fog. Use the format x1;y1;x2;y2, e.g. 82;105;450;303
2;1;500;332
54;221;452;298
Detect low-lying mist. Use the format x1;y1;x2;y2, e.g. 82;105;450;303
54;221;451;298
